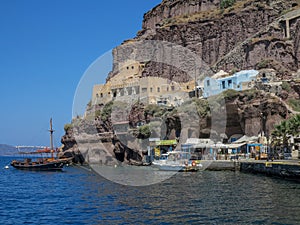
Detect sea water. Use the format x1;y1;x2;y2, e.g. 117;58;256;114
1;157;300;224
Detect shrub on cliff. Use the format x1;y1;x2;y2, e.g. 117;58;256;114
100;101;113;121
138;124;151;139
288;99;300;112
220;0;236;9
282;81;291;92
144;104;167;118
64;123;73;132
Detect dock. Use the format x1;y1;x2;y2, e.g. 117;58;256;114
240;160;300;179
199;159;300;180
202;160;240;171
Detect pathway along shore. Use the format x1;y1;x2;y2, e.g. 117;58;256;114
239;160;300;180
206;159;300;180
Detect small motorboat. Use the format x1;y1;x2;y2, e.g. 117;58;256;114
152;151;202;172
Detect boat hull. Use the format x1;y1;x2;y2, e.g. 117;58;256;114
152;162;199;172
11;161;65;171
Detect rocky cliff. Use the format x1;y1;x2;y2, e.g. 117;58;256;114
112;0;300;81
61;0;300;164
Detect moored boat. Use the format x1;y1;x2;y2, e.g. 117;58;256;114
11;157;66;171
10;119;71;171
152;151;202;172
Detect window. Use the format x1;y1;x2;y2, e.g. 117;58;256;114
187;86;189;90
167;87;169;91
113;92;117;98
228;80;232;87
222;81;226;89
171;86;175;91
150;87;153;93
132;66;134;69
126;66;129;70
100;93;103;97
206;80;210;86
142;88;147;93
157;87;160;92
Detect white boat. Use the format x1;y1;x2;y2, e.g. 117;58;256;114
152;151;202;172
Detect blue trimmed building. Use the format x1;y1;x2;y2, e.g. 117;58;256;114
203;70;259;98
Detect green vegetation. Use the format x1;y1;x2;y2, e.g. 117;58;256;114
282;81;292;92
194;99;210;117
243;89;259;101
256;59;270;69
64;123;73;132
272;114;300;146
220;0;236;9
100;101;113;121
288;99;300;112
222;89;239;99
95;110;101;118
144;104;168;117
138;124;151;139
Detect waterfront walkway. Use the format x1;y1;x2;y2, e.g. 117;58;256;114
240;159;300;179
203;159;300;172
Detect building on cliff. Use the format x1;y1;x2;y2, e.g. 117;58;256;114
203;70;259;98
92;60;196;107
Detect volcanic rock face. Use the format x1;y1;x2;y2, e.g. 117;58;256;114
223;91;289;138
142;0;222;30
61;0;300;164
121;0;300;80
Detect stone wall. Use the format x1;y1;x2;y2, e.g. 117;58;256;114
240;161;300;179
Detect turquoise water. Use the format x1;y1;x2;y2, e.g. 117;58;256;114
1;157;300;224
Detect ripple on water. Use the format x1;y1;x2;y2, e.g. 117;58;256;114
1;157;300;224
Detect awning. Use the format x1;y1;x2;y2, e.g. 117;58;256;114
234;135;258;143
155;140;177;146
227;142;246;149
194;144;210;148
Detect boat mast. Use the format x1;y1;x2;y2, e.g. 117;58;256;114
49;118;54;159
49;118;54;150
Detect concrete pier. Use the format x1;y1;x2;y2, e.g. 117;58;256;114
204;160;240;171
240;160;300;179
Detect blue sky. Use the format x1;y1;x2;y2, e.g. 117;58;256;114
0;0;161;146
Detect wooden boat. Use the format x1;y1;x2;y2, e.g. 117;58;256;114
10;119;70;171
11;158;65;171
152;151;202;172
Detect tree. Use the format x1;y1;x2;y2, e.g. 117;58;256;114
289;114;300;136
220;0;236;9
272;120;290;146
271;114;300;152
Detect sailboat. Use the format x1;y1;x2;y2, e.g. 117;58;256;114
10;119;70;171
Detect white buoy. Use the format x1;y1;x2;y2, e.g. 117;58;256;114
4;166;9;169
114;164;117;168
